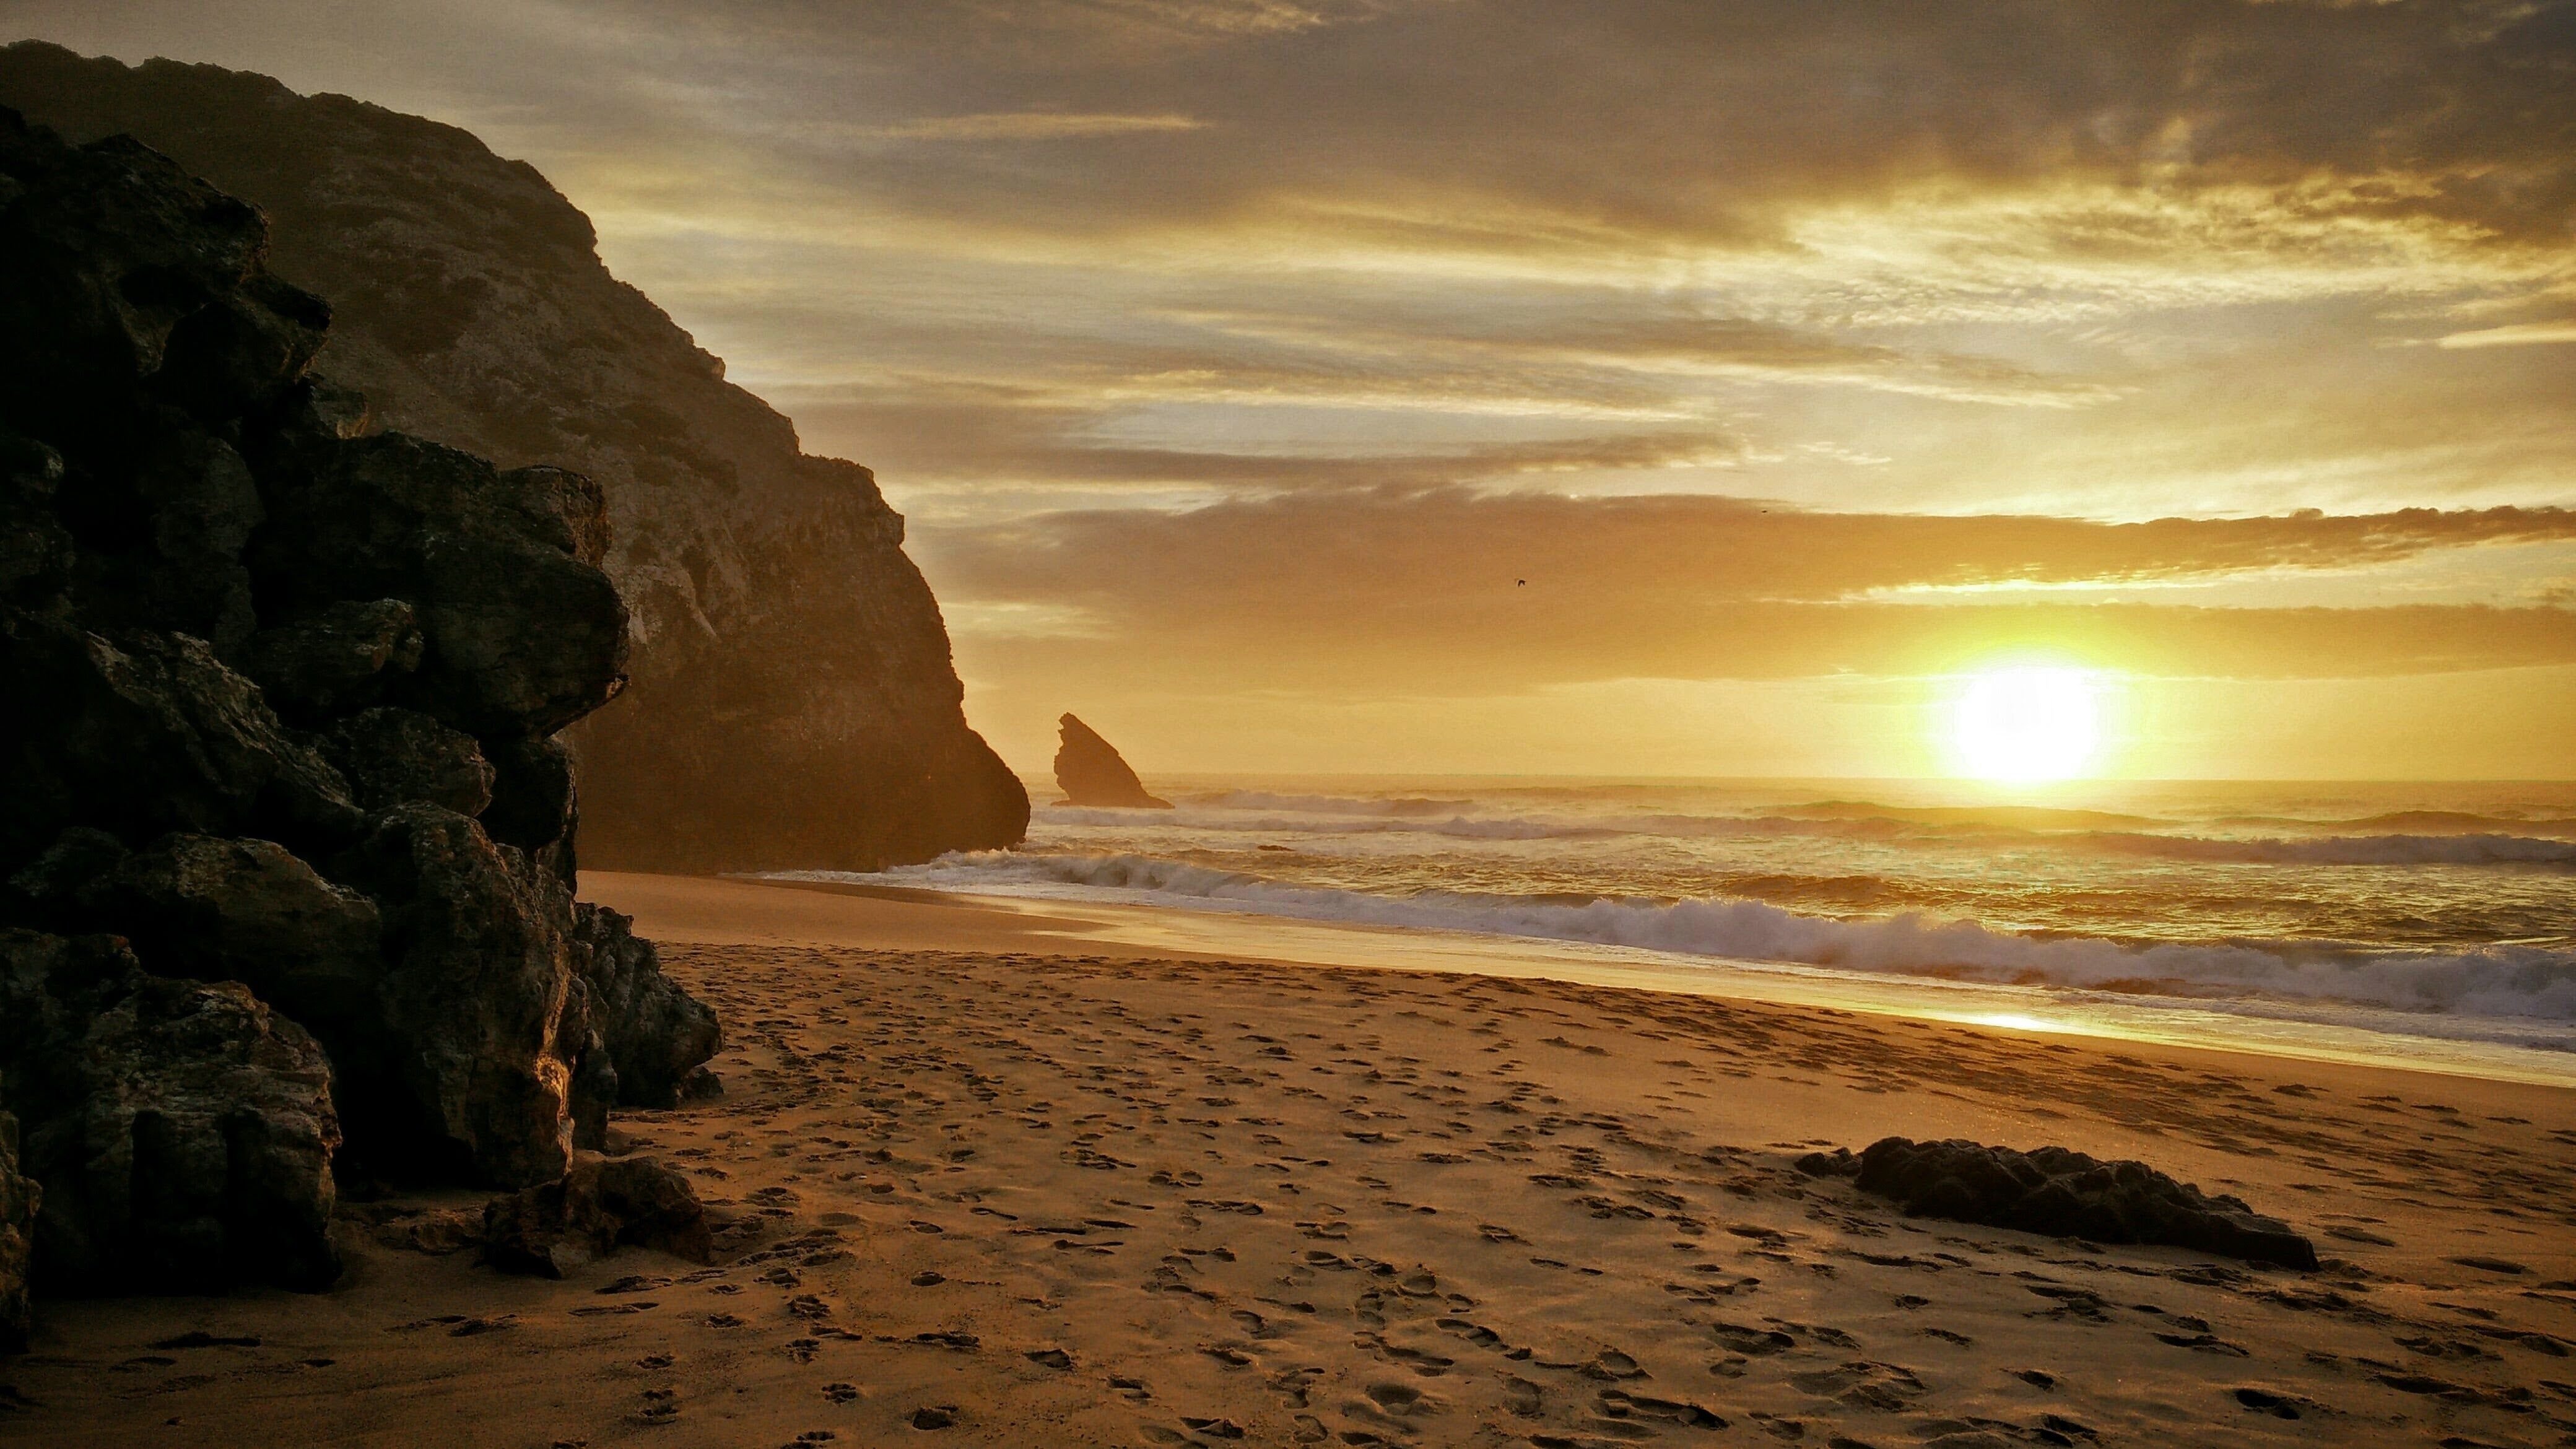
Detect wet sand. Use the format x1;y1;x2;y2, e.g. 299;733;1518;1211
6;871;2571;1447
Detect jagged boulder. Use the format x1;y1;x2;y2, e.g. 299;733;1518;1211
481;1154;710;1278
321;706;494;816
240;598;423;719
248;432;629;738
332;804;578;1189
0;929;341;1294
0;612;362;869
5;831;383;1032
0;117;324;448
104;427;265;657
1055;713;1173;809
570;903;720;1109
0;1108;35;1351
1801;1136;2318;1270
0;430;74;611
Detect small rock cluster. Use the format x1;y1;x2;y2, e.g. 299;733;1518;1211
0;109;718;1326
1799;1136;2318;1269
481;1155;714;1279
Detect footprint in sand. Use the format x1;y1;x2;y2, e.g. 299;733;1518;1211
1788;1361;1927;1412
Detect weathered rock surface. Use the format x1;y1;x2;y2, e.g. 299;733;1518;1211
570;903;722;1110
0;612;363;868
247;433;630;738
0;1108;33;1351
1801;1136;2318;1270
0;929;342;1294
0;102;719;1316
333;806;580;1189
321;707;495;817
0;42;1030;871
240;597;423;720
482;1154;711;1278
6;830;384;1027
1055;713;1173;809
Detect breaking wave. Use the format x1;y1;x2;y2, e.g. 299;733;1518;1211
2086;832;2576;868
1038;799;2576;866
781;851;2576;1023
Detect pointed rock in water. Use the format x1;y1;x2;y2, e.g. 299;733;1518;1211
1054;713;1173;809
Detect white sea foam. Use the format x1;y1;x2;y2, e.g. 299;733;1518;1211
1039;804;1614;840
1039;799;2576;865
782;851;2576;1023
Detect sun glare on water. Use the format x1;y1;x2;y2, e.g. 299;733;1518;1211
1951;666;2102;782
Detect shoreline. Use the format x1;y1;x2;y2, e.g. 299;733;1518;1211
7;872;2569;1447
601;872;2576;1089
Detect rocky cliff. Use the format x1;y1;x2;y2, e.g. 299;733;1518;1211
0;107;717;1314
0;41;1030;872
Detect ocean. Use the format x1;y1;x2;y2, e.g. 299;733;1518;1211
780;778;2576;1079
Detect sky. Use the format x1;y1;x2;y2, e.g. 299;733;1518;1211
8;0;2574;780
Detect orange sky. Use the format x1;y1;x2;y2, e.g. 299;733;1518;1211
9;1;2572;778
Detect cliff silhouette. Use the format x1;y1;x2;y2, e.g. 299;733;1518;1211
0;41;1029;872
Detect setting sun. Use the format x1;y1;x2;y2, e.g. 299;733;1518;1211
1952;666;2101;781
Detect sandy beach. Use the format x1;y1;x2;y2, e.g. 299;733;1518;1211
4;872;2570;1448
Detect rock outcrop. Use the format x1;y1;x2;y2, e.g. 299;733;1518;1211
0;1108;34;1351
568;903;722;1112
0;41;1030;872
481;1154;711;1279
0;931;342;1295
0;104;721;1315
1055;713;1174;809
1799;1136;2318;1269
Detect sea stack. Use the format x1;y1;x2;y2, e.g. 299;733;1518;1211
1054;714;1173;809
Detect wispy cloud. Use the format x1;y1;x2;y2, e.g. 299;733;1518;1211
4;1;2569;771
2437;319;2576;350
858;111;1208;142
915;489;2576;691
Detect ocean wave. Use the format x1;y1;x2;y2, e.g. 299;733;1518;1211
791;853;2576;1022
2080;832;2576;868
1039;805;1614;841
2218;811;2576;839
1189;790;1476;817
1037;799;2576;866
